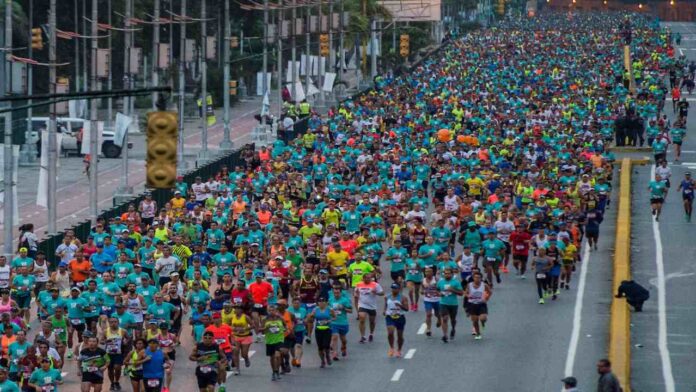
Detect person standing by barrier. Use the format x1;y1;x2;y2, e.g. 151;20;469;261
596;358;622;392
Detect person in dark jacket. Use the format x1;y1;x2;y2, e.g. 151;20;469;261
615;280;650;312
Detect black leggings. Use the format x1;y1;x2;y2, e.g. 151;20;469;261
536;276;548;298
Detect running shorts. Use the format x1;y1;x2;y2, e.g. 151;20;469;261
424;301;440;313
195;366;217;388
293;331;305;344
283;337;295;350
330;324;349;336
358;307;377;316
144;377;164;392
385;315;406;331
314;328;332;350
390;270;405;282
439;304;458;319
109;353;124;366
265;342;282;357
650;197;664;204
81;371;104;384
468;303;488;316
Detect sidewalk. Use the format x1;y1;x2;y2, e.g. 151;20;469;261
0;94;273;247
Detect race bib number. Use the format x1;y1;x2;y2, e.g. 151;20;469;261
200;365;213;374
536;273;546;279
253;303;263;309
486;257;496;262
41;386;55;392
233;297;242;304
147;379;160;388
70;318;83;326
515;245;525;250
269;326;280;334
87;366;99;373
215;338;226;345
54;328;64;335
408;269;419;275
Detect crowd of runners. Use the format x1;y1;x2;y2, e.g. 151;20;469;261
0;10;679;392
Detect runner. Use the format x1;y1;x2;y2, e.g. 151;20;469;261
229;304;253;374
354;273;383;343
384;283;408;357
77;335;110;392
678;172;696;221
328;284;352;360
262;304;286;380
189;331;226;392
101;316;128;391
532;248;552;304
437;268;463;343
649;173;668;221
307;297;334;369
464;271;492;340
420;267;441;337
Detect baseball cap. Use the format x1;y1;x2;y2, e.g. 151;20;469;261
390;283;400;289
58;262;68;268
18;247;27;253
561;377;577;387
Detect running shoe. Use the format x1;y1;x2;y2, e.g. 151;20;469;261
320;361;326;369
395;350;402;358
538;298;545;304
305;337;312;344
501;266;509;273
441;336;449;343
474;335;482;340
341;347;347;357
332;352;339;361
272;372;278;381
388;348;394;357
566;284;570;290
244;358;251;367
426;331;432;337
359;336;367;344
552;294;558;300
233;369;240;376
555;289;561;295
161;387;168;392
496;275;501;284
414;303;418;311
368;334;374;342
218;385;226;392
67;350;73;359
560;282;565;289
471;327;477;335
520;274;527;280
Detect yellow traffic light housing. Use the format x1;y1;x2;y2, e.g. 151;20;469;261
31;28;44;50
496;0;506;15
229;80;238;95
320;34;329;57
230;36;239;48
399;34;409;57
146;111;178;189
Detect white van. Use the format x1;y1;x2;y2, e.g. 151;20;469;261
29;117;122;158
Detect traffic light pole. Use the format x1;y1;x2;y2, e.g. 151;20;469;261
89;0;99;224
291;0;297;103
116;0;133;198
177;0;188;173
152;0;160;111
198;0;210;164
3;0;15;256
262;0;269;101
220;0;233;151
19;0;37;166
107;0;113;129
277;0;283;118
47;0;59;233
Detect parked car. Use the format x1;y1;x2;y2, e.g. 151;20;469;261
29;117;122;158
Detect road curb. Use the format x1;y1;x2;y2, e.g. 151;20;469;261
609;158;633;391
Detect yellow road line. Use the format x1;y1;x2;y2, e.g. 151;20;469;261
609;157;633;391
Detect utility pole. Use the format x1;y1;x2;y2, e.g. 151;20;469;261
304;3;311;103
177;0;188;173
262;0;269;99
152;0;160;110
47;0;58;233
116;0;132;197
3;0;15;255
318;0;324;107
276;0;283;118
291;0;297;102
88;0;99;223
338;0;344;83
198;0;209;163
82;0;88;91
328;0;335;103
370;18;377;79
220;0;233;150
107;0;113;129
74;0;80;91
20;0;37;165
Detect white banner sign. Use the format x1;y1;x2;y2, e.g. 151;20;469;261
80;121;103;156
37;131;63;208
287;82;305;102
256;72;272;96
322;72;336;92
114;113;133;147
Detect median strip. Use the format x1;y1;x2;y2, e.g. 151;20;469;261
609;157;633;391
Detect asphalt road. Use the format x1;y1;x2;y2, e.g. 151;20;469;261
629;22;696;392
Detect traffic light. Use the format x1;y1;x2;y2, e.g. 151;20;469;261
31;27;43;50
399;34;409;57
229;80;238;96
320;34;329;57
146;111;178;189
496;0;506;15
230;36;239;48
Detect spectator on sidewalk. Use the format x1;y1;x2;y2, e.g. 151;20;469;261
596;358;622;392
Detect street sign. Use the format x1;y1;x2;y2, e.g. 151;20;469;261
96;48;111;78
157;43;170;69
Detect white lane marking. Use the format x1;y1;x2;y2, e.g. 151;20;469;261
404;349;416;359
249;350;256;357
563;241;591;379
417;323;426;335
680;48;684;56
391;369;404;381
649;271;696;286
650;164;677;392
61;372;68;377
